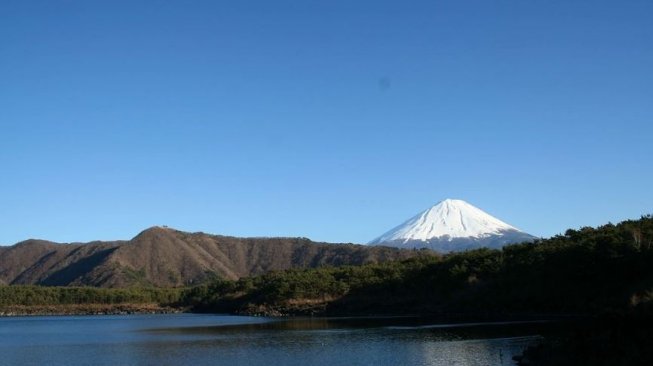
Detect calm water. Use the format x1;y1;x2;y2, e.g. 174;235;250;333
0;314;547;366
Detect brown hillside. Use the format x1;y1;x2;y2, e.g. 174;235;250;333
0;227;431;287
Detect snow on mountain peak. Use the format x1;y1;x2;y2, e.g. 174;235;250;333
369;199;520;244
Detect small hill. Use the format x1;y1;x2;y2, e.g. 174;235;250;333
0;227;428;287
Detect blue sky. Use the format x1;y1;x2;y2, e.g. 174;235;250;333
1;1;652;245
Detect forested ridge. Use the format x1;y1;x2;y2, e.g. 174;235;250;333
182;215;653;317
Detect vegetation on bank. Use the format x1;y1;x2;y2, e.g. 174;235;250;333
0;286;182;307
0;303;181;317
181;215;653;317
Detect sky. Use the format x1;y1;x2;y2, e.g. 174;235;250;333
1;0;652;245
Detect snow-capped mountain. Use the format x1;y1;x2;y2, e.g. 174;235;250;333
369;199;536;252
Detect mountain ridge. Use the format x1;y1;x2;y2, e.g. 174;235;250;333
0;226;428;288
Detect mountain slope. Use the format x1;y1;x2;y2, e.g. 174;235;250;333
0;227;427;287
369;199;536;252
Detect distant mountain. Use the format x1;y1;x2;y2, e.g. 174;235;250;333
0;227;424;287
369;199;537;252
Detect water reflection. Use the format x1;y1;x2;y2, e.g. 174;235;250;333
0;314;550;366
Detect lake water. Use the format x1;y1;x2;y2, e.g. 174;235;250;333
0;314;547;366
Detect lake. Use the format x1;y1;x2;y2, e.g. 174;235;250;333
0;314;548;366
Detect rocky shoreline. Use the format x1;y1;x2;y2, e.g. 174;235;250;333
0;303;185;317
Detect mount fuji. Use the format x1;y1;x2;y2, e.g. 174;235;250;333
369;199;537;252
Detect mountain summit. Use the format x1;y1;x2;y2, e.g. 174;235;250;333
369;199;536;252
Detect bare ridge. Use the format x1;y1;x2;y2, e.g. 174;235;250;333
0;228;427;287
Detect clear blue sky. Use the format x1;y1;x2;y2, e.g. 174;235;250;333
1;1;652;245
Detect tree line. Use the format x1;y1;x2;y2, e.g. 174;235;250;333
0;286;182;306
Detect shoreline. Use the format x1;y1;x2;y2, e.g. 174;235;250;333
0;303;186;317
0;305;584;325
